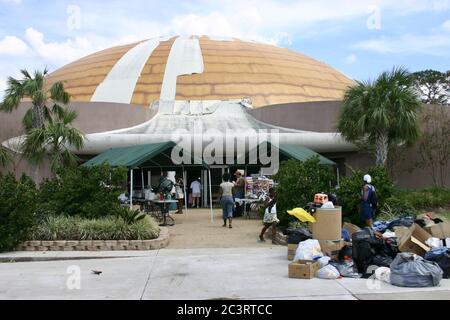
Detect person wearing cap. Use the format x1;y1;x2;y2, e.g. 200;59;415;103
360;174;377;227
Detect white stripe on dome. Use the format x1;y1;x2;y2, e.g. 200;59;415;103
206;35;235;41
160;36;204;101
91;37;170;104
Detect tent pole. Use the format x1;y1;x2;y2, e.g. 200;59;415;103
336;167;340;188
183;167;188;216
141;169;144;194
209;169;213;222
130;169;133;210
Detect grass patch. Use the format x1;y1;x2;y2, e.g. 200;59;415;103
29;215;160;241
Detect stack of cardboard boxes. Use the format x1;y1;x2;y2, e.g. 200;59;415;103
289;206;351;279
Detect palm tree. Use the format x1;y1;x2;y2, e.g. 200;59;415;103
338;67;423;166
21;108;84;175
0;68;70;130
0;146;12;168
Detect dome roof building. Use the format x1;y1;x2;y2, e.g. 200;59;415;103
45;35;354;108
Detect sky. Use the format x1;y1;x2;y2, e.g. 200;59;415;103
1;0;450;98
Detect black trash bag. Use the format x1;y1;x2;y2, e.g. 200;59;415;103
414;218;427;228
285;227;312;244
352;228;378;273
327;193;338;206
352;228;394;273
380;238;399;259
391;253;443;287
425;248;450;279
386;216;414;230
338;245;353;262
372;254;393;267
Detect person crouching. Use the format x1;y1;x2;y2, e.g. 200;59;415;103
259;188;279;243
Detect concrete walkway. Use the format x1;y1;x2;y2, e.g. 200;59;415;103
166;208;273;249
1;247;450;300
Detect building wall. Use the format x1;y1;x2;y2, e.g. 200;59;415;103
0;101;154;181
251;102;450;189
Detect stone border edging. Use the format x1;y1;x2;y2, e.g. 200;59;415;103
16;227;170;251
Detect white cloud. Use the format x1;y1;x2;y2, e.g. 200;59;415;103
353;33;450;55
0;36;28;55
442;19;450;31
345;54;358;64
0;0;22;4
24;27;104;65
0;78;6;99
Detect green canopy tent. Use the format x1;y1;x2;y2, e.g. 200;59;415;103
83;142;214;221
235;142;338;183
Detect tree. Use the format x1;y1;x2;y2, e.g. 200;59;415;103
416;105;450;187
0;146;12;168
0;68;70;130
412;69;450;105
21;108;84;175
338;67;423;166
273;157;335;226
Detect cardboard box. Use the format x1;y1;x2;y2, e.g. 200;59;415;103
318;239;345;260
310;206;342;240
425;222;450;240
342;222;361;237
288;260;321;279
395;226;430;257
287;243;298;261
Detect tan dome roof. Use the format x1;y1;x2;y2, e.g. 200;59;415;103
45;36;354;108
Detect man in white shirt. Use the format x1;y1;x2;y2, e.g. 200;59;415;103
190;178;202;208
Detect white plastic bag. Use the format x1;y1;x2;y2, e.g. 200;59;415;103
318;256;331;268
426;237;442;248
382;231;397;238
321;201;334;209
375;267;391;283
293;239;323;261
316;264;340;279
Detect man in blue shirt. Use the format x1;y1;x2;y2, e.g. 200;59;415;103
360;174;377;227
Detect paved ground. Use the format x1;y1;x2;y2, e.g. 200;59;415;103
1;247;450;300
1;209;450;300
166;208;273;249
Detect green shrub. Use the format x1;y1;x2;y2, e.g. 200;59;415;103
29;215;160;241
394;187;450;210
114;207;146;224
0;174;38;251
377;197;418;221
38;164;128;218
273;157;335;226
336;166;394;224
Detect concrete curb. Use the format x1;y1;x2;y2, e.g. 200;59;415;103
7;227;170;256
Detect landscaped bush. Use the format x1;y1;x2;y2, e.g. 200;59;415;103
38;164;128;218
376;197;418;221
336;166;394;224
273;157;336;226
394;187;450;210
0;174;38;251
29;215;160;241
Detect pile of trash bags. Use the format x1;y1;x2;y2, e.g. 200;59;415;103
290;215;448;287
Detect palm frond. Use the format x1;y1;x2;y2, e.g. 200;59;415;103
0;146;12;167
49;82;70;104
